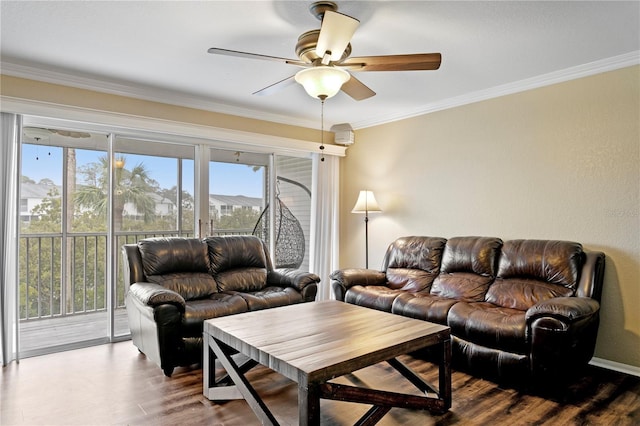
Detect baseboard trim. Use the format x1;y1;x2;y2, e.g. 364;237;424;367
590;357;640;378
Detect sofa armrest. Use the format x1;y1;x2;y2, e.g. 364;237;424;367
268;268;321;292
128;282;186;312
329;268;387;301
525;297;599;324
526;297;600;380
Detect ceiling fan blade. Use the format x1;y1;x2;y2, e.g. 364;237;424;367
341;53;442;71
252;75;297;96
208;47;308;67
341;74;376;101
315;11;359;63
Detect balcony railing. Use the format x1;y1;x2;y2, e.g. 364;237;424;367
19;229;253;322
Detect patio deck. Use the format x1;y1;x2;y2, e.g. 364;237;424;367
19;309;130;357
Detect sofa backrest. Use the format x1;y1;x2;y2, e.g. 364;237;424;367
137;237;218;300
205;235;270;292
486;239;584;310
381;236;447;292
430;237;503;302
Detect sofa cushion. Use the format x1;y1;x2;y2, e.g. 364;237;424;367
138;237;210;276
235;287;303;311
214;267;269;292
487;240;584;310
345;285;406;312
206;236;269;292
147;272;218;301
386;268;437;292
138;238;217;300
181;293;248;337
391;292;459;324
448;301;528;354
486;278;575;311
440;237;503;276
383;236;447;292
496;239;583;288
431;273;495;302
430;237;502;302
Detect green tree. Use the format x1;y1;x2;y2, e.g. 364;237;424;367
215;207;260;231
75;155;156;231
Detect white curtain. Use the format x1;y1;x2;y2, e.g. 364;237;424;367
309;154;340;300
0;113;21;366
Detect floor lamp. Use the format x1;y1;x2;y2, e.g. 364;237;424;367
351;190;382;269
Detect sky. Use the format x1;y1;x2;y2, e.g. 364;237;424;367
21;144;264;198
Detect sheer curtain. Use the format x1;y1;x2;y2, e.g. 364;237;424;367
309;154;340;300
0;113;21;366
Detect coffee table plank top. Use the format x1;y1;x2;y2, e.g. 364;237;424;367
204;300;449;383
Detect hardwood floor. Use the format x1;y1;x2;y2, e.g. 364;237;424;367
2;341;639;425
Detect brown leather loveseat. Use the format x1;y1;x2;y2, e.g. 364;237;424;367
330;236;605;385
123;235;320;376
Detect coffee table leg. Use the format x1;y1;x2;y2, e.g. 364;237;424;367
203;334;214;396
439;337;452;410
299;380;320;426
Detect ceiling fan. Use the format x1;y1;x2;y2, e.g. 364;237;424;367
207;1;441;101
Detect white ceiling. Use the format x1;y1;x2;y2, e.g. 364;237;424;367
1;1;639;130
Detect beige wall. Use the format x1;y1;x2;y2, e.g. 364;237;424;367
340;65;640;368
0;75;325;143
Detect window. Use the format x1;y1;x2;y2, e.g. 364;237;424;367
17;118;315;359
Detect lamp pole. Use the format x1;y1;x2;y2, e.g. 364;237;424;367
364;209;370;269
352;190;381;270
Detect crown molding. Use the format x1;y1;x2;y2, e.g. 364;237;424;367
0;61;320;129
351;50;640;129
2;51;638;131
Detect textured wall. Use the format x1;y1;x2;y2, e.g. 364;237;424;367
340;66;640;368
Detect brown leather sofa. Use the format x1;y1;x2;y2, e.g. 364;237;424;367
123;235;320;376
330;236;605;385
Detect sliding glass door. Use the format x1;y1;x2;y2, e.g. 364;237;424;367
19;128;110;355
18;121;313;358
207;150;312;271
19;129;196;355
208;149;267;238
113;137;195;337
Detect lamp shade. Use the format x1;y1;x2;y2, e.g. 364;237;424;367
351;190;382;213
295;66;350;99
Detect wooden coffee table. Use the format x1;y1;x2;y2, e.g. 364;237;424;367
203;300;451;425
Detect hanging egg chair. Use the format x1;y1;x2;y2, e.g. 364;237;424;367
252;176;310;269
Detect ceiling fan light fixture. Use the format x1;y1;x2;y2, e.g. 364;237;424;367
295;66;350;99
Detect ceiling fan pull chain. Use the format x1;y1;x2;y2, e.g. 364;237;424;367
320;97;325;162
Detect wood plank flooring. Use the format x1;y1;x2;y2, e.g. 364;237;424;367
2;341;639;425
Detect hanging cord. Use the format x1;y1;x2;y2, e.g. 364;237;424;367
319;95;326;162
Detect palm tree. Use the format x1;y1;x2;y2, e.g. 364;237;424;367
75;155;156;231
